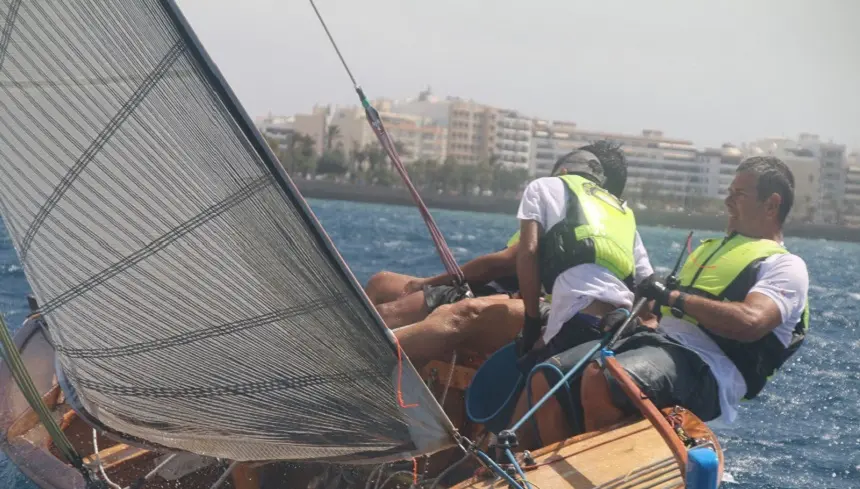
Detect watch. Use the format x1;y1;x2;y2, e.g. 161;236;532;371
670;292;687;318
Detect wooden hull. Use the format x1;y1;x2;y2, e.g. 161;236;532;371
452;411;723;489
2;320;722;489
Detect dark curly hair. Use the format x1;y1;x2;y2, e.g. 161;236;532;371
580;140;627;198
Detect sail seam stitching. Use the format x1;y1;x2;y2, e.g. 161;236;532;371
74;368;384;398
56;295;347;358
0;0;23;71
40;175;273;313
19;40;187;259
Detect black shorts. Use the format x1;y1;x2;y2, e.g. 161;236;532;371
601;330;721;421
538;330;721;434
423;282;522;312
515;312;605;374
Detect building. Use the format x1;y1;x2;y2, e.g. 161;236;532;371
797;133;847;224
845;152;860;227
713;144;744;200
445;99;498;165
530;124;713;206
744;138;822;223
292;106;330;155
493;109;532;170
257;106;333;156
389;89;501;166
529;120;581;176
328;106;376;154
379;112;447;163
257;114;296;151
327;103;448;164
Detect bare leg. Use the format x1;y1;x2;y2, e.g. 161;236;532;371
379;290;511;330
508;371;572;451
394;297;525;370
376;291;432;329
364;271;415;305
580;363;626;431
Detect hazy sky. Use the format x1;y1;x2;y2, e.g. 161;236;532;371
175;0;860;151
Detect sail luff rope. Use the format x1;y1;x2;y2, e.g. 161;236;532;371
308;0;467;286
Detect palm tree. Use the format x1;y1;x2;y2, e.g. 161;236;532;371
325;125;341;152
294;134;318;176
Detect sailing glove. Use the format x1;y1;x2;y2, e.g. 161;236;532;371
598;308;632;334
636;274;672;307
515;314;543;357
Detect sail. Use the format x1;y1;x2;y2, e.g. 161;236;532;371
0;0;456;462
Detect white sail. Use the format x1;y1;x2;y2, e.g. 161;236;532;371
0;0;455;462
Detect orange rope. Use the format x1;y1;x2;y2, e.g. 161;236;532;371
392;334;418;409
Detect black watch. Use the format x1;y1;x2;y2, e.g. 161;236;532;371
670;292;687;318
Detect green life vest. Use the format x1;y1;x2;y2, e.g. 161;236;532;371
538;174;637;294
507;230;520;248
661;232;810;400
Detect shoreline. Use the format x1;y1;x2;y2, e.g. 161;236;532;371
294;179;860;243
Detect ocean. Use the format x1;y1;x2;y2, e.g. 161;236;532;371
1;198;858;488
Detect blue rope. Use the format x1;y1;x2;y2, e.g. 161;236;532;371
509;307;631;433
505;448;533;489
472;449;527;489
524;361;573;448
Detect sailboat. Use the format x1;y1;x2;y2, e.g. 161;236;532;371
0;1;724;488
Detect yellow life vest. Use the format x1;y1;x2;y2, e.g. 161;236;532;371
538;174;637;293
662;232;810;399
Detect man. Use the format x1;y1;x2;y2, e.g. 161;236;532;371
393;143;654;369
511;144;653;371
514;156;809;447
366;140;632;329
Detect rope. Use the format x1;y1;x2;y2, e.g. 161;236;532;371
209;461;239;489
361;101;465;284
91;429;123;489
128;454;178;489
0;313;104;488
308;0;467;286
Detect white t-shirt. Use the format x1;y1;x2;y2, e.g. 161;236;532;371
516;177;654;343
658;251;809;425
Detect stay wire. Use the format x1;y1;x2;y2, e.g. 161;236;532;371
307;0;467;286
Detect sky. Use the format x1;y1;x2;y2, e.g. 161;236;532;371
174;0;860;152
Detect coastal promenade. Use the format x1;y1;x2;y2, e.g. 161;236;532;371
294;179;860;243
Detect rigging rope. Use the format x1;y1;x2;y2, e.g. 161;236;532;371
308;0;467;287
0;313;106;488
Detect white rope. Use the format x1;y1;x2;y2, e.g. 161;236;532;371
439;351;457;407
209;461;239;489
91;429;124;489
138;453;179;484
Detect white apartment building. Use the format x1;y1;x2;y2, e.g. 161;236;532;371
327;104;447;163
796;133;846;224
744;136;844;224
379;112;447;163
257;114;296;151
530;124;713;202
494;110;532;171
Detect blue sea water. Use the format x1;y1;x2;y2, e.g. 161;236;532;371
1;198;858;488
